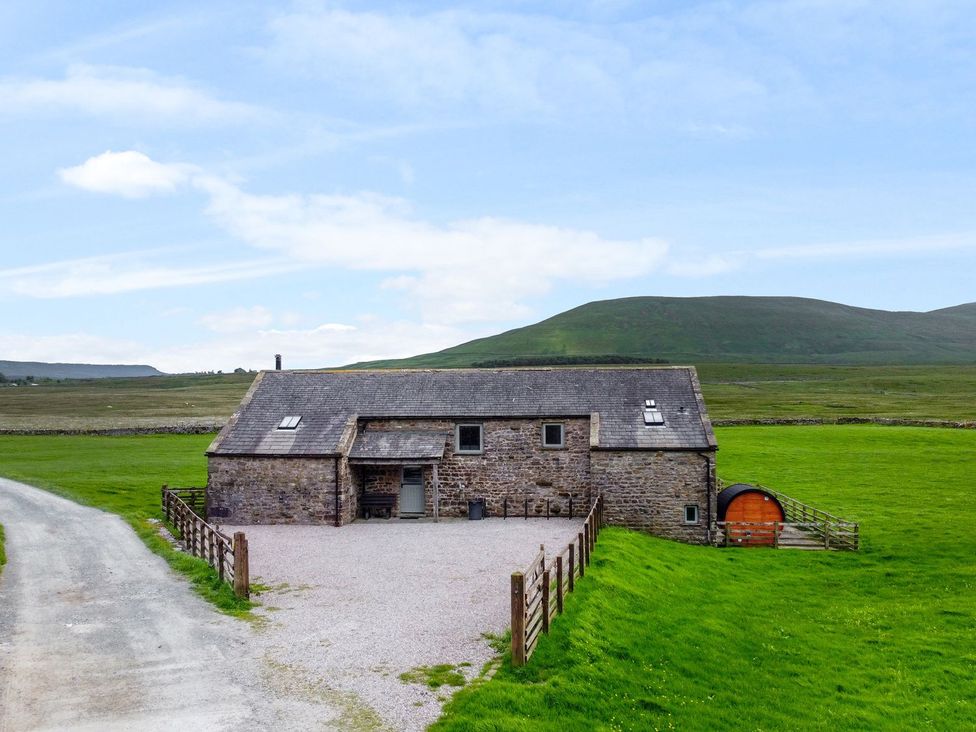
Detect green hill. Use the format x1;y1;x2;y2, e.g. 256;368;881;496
0;360;164;380
349;296;976;368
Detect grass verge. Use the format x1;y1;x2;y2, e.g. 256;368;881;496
432;426;976;731
0;433;252;616
0;523;5;574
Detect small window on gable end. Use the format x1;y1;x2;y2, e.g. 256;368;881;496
278;415;301;430
542;423;564;448
684;505;699;524
456;424;483;454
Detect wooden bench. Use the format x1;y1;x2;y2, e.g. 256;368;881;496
361;493;396;519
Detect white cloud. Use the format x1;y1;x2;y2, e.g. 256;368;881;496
59;150;193;198
0;64;263;125
194;174;669;323
0;250;299;298
754;234;976;260
0;319;473;373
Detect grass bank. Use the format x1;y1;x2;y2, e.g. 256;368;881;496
433;426;976;731
0;433;251;616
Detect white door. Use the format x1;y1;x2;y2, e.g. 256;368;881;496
400;467;425;516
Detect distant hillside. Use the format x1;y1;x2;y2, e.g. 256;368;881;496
348;296;976;368
0;360;164;380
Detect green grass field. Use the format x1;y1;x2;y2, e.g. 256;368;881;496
433;425;976;731
0;433;250;614
0;426;973;729
1;365;973;430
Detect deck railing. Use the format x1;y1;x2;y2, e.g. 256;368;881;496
161;485;249;598
511;494;603;666
716;485;859;551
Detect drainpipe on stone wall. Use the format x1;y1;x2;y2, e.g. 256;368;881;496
334;459;341;527
702;453;713;544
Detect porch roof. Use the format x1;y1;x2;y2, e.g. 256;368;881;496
348;430;449;462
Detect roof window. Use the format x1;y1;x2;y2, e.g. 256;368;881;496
642;399;665;427
278;415;302;430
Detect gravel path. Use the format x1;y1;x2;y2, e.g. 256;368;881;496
0;477;582;731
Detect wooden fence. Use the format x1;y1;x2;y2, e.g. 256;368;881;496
161;485;249;598
764;485;860;550
511;494;603;666
716;485;859;551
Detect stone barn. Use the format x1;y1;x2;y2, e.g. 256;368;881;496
206;367;718;544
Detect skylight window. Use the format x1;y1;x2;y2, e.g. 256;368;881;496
278;415;302;430
642;399;665;426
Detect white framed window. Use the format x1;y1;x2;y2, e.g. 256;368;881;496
456;424;483;454
684;505;699;524
542;423;564;448
277;415;301;430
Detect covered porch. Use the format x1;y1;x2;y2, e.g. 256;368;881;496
347;430;448;520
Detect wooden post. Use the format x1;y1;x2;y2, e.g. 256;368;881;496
192;517;199;558
577;533;585;577
541;569;551;634
217;542;226;581
584;523;591;564
233;532;249;599
555;555;564;615
432;464;440;523
824;521;831;549
511;572;526;666
161;485;168;522
774;522;780;549
567;544;575;592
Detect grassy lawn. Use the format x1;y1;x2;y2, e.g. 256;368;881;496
433;426;976;731
0;433;251;615
1;366;972;430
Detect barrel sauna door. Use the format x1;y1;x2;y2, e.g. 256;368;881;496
725;492;784;546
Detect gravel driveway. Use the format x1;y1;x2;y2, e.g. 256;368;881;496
0;476;582;731
234;519;583;731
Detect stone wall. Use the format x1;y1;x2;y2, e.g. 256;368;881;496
359;418;592;519
207;455;343;524
590;450;715;544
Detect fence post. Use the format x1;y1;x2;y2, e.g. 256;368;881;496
511;572;526;666
774;522;780;549
567;544;575;592
192;517;199;558
584;523;591;564
555;555;564;615
233;532;249;599
217;542;226;582
161;485;168;522
824;521;831;549
577;533;585;577
542;569;551;635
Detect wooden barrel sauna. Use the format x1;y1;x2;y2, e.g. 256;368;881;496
717;483;786;546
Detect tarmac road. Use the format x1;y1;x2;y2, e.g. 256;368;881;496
0;477;255;732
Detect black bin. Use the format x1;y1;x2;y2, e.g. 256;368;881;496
468;498;485;520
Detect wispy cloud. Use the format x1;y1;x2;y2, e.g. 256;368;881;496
754;234;976;260
0;64;264;125
0;318;473;373
0;249;299;298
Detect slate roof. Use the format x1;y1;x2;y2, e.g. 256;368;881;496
348;431;449;461
207;367;717;456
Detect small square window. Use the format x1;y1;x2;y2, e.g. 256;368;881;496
542;423;564;448
278;415;301;430
456;424;483;454
684;505;699;524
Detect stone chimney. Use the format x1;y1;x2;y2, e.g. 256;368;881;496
275;354;282;371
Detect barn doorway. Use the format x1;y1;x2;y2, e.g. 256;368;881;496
400;466;425;517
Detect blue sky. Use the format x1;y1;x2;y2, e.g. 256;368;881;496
1;0;974;372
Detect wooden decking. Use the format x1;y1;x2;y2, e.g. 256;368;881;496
716;486;859;551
